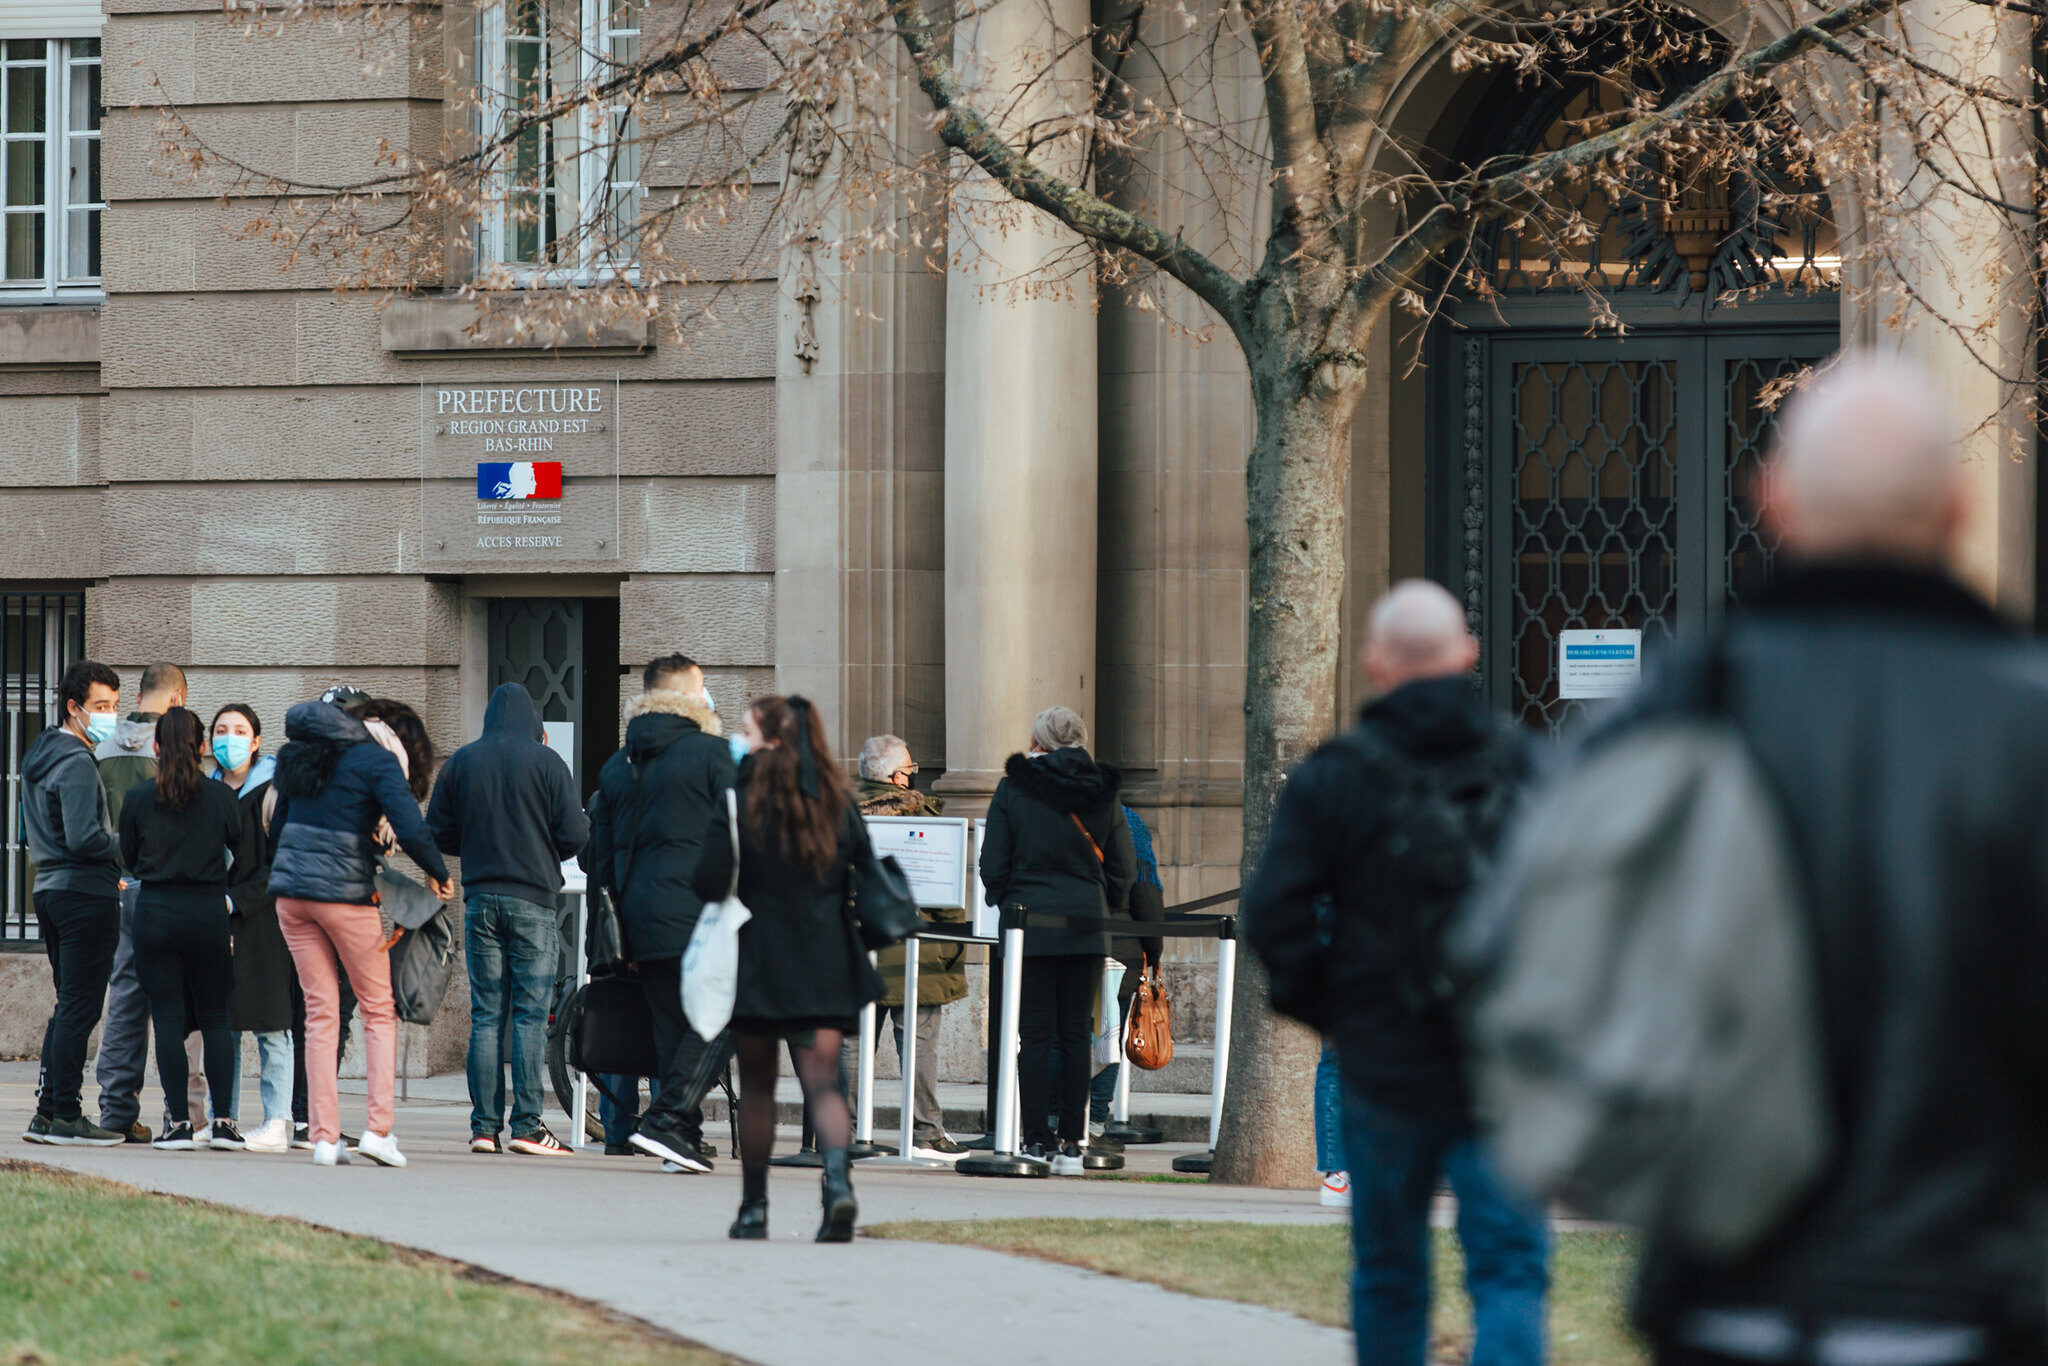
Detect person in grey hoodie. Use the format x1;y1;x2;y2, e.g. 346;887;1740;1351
426;682;590;1155
20;660;126;1147
94;661;191;1142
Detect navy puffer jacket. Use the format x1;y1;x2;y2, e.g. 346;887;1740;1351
267;701;448;905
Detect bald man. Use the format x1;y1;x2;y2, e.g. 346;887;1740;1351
1600;354;2048;1366
1243;578;1545;1366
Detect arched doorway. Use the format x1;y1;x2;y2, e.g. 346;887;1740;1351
1427;77;1840;732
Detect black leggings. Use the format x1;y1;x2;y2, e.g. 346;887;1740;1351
133;887;236;1126
734;1029;850;1181
1019;953;1097;1148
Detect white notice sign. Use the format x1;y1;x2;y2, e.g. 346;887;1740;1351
1557;629;1643;700
864;817;970;910
542;721;576;773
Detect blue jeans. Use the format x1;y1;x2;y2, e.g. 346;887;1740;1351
599;1074;659;1146
1316;1043;1346;1173
464;894;558;1139
1342;1088;1549;1366
228;1030;293;1126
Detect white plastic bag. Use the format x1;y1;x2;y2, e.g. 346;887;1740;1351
682;789;751;1039
1092;957;1126;1066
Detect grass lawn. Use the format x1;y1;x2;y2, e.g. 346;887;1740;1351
0;1162;731;1366
867;1218;1645;1366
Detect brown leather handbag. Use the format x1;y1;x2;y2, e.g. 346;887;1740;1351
1125;965;1174;1070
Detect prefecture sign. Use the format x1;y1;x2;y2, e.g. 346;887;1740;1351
1557;628;1643;700
421;380;621;564
864;817;971;910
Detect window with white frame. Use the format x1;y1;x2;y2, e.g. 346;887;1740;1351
2;38;100;299
477;0;644;276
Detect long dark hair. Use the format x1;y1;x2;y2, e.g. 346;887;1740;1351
349;698;434;800
154;707;206;813
743;695;851;878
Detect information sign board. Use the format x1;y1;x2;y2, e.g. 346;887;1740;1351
420;378;621;565
864;816;970;910
1557;629;1643;700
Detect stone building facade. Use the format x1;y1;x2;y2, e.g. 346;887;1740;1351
0;0;2035;1077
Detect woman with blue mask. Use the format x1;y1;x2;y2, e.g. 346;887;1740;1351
208;704;295;1154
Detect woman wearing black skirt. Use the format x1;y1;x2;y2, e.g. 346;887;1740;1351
692;694;881;1242
117;707;245;1150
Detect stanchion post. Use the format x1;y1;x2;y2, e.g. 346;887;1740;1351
898;935;920;1158
956;911;1045;1177
857;998;877;1144
1207;924;1237;1150
570;888;589;1153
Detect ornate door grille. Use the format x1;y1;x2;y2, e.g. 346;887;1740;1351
488;598;584;782
5;592;86;943
1471;331;1833;732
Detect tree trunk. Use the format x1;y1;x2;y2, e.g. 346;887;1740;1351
1210;333;1360;1187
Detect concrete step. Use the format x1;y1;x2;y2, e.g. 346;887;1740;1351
1129;1042;1218;1095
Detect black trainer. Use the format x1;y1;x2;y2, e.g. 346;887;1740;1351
46;1115;124;1147
153;1121;198;1151
292;1123;313;1150
210;1119;247;1151
21;1112;51;1145
628;1122;712;1173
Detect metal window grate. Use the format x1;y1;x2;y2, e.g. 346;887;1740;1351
4;591;85;944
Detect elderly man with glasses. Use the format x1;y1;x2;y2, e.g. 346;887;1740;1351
853;735;966;1158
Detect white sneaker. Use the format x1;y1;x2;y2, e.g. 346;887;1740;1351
355;1130;407;1168
1320;1171;1352;1208
1049;1143;1086;1177
1088;1118;1105;1141
312;1140;351;1166
243;1118;291;1154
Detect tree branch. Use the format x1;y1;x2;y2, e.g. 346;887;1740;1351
1241;0;1334;239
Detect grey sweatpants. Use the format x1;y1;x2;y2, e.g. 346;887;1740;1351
95;883;149;1130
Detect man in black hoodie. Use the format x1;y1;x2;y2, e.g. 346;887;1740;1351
585;654;737;1171
428;682;589;1156
20;659;126;1147
1243;580;1546;1366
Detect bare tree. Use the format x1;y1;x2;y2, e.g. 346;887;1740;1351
159;0;2041;1184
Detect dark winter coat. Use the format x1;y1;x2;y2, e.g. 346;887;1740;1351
1241;675;1529;1123
1608;564;2048;1341
690;773;882;1030
225;777;294;1033
19;723;119;897
856;780;968;1008
585;690;735;962
1113;807;1166;1000
979;747;1137;957
267;701;448;905
427;682;589;907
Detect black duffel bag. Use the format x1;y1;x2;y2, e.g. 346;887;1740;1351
558;975;660;1078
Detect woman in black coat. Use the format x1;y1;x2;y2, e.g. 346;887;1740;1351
979;706;1136;1173
691;694;880;1244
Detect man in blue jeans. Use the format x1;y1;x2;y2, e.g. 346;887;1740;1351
1243;580;1547;1366
428;682;589;1155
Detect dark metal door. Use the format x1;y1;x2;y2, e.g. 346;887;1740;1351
5;592;86;942
488;598;585;788
1473;328;1834;731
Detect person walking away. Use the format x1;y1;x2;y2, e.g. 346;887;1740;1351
980;706;1136;1175
118;708;247;1150
1553;357;2048;1366
428;681;590;1156
854;734;968;1158
692;696;881;1241
578;789;662;1154
1087;804;1165;1139
268;698;453;1167
20;661;126;1147
1242;579;1544;1366
95;661;189;1144
209;704;293;1153
585;654;736;1173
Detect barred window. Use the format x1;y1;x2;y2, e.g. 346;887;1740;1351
2;38;100;299
477;0;644;276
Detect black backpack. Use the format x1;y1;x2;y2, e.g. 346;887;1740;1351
1327;723;1525;1017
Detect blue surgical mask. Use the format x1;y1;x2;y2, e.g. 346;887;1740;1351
212;734;253;773
729;734;749;764
84;712;118;746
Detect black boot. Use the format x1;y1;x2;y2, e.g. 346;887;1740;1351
816;1148;858;1243
731;1168;769;1240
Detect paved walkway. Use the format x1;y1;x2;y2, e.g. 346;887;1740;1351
1;1065;1352;1366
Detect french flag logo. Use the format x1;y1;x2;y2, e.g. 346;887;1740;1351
477;461;563;500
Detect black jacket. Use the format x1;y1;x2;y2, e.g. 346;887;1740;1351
226;779;294;1033
1616;564;2048;1339
690;772;883;1028
586;690;736;962
117;776;243;891
427;683;589;907
19;724;119;896
979;748;1137;957
268;701;448;905
1242;675;1527;1123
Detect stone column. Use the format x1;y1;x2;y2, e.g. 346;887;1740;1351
935;0;1099;802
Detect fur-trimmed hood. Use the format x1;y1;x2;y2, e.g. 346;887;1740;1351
623;689;723;737
856;778;945;817
1002;747;1121;813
